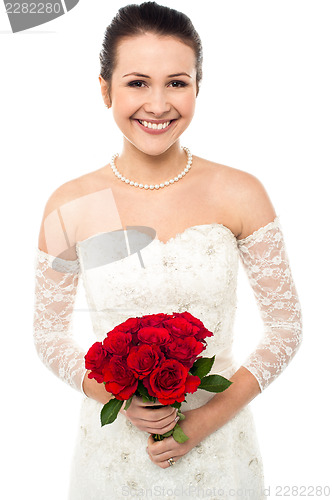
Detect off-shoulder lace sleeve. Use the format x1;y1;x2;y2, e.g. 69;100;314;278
237;217;303;391
33;248;87;394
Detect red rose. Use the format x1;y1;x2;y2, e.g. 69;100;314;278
139;313;172;328
127;344;165;379
103;330;132;356
143;359;188;405
164;336;204;368
108;317;140;335
137;326;171;346
163;315;200;340
84;342;109;383
103;357;138;400
174;311;214;342
185;373;201;393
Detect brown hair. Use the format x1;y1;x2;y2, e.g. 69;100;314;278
99;1;203;99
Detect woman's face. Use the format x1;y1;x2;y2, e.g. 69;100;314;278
100;32;197;156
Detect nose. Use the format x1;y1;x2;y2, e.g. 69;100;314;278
143;87;171;117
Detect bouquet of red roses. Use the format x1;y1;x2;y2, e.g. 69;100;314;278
85;311;232;443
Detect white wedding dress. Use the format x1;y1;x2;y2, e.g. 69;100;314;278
33;215;302;500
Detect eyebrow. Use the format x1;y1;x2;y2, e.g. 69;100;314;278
122;72;192;79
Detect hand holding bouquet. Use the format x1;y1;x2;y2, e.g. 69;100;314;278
85;312;232;443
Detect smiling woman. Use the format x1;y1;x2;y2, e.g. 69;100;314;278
32;2;303;499
99;32;197;163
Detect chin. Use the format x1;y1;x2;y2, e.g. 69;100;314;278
125;137;181;157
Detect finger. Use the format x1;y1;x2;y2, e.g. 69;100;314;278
147;436;175;456
146;434;170;451
148;444;179;467
165;456;178;467
145;406;177;422
134;396;162;407
146;416;177;432
145;415;180;434
132;406;177;426
147;434;157;447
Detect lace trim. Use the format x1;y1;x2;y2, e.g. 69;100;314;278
33;248;86;393
36;247;80;275
237;216;280;247
237;216;303;391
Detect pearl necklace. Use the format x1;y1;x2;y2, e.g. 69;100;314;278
110;146;193;190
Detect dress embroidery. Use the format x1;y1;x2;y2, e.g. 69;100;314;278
32;216;302;499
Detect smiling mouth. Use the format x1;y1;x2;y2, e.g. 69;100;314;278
136;119;175;130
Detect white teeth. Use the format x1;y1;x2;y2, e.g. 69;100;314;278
138;120;171;130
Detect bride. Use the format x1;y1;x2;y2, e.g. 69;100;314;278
33;2;303;498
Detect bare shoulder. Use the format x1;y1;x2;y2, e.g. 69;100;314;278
194;156;277;240
231;168;277;239
42;165;107;213
38;166;107;253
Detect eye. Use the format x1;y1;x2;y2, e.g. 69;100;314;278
168;81;188;88
127;80;146;88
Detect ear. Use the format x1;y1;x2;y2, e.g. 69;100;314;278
99;75;112;108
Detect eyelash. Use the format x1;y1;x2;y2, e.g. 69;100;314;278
127;80;188;88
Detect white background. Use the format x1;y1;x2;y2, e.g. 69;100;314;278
1;1;331;498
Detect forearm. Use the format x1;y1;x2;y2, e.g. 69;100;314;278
83;370;117;405
82;373;142;417
196;366;261;436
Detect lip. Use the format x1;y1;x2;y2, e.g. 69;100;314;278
134;119;176;135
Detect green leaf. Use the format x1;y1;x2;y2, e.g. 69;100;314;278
172;423;189;443
190;356;215;379
198;374;233;393
136;381;155;402
170;401;182;409
100;398;124;426
124;396;133;411
153;429;174;441
152;429;173;441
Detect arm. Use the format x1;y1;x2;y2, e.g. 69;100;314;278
33;184;93;395
33;243;129;402
148;176;303;467
195;175;303;435
34;186;180;426
33;248;87;393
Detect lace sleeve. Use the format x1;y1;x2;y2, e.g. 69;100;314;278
33;248;87;394
237;217;303;391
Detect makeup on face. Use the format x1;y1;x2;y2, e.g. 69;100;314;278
107;34;197;154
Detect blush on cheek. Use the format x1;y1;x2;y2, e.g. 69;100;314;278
178;95;196;120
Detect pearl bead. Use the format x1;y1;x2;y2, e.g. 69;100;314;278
109;146;192;190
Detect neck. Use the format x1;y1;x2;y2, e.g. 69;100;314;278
115;140;188;184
